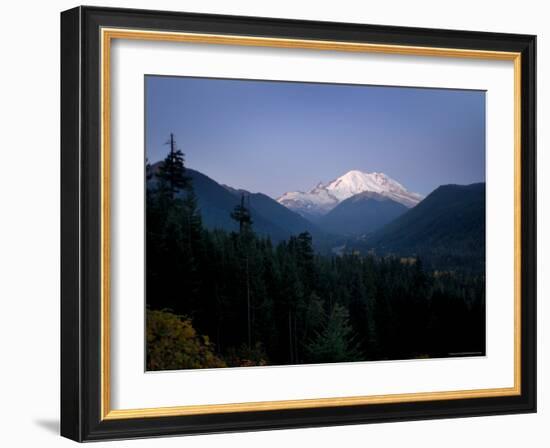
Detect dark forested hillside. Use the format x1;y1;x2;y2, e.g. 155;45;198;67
150;163;325;244
146;149;486;371
359;183;486;271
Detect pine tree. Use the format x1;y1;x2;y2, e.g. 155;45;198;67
229;194;255;348
157;133;190;199
305;303;360;363
296;231;315;291
182;187;203;246
146;134;203;315
230;194;253;234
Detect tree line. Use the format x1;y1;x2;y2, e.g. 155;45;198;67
146;135;485;370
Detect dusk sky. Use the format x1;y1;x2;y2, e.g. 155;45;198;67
145;76;485;198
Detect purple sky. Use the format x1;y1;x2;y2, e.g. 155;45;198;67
145;76;485;198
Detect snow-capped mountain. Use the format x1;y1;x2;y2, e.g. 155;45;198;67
277;170;423;218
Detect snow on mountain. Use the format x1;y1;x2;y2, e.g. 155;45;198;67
277;170;423;218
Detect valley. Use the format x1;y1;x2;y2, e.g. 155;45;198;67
150;163;485;270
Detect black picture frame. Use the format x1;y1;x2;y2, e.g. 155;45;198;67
61;5;536;442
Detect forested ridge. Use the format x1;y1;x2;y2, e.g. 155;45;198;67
146;139;485;370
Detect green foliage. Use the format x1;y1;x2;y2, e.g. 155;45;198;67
305;303;360;363
146;309;226;370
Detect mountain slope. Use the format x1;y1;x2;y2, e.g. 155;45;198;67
187;169;288;238
317;191;407;236
149;164;324;243
277;170;423;218
245;191;325;238
360;183;486;269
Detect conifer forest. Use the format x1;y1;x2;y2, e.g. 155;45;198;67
145;138;486;371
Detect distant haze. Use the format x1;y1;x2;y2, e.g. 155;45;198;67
145;76;485;198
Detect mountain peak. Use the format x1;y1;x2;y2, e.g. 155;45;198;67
277;169;423;218
341;169;368;177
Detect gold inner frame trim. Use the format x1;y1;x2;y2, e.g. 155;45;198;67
100;27;522;420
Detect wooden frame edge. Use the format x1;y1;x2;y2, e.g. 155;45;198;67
99;27;523;421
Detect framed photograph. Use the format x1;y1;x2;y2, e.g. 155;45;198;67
61;6;536;441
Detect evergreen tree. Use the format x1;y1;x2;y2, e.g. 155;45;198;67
296;231;315;291
157;133;190;199
229;194;255;348
305;303;360;363
231;194;253;234
146;133;201;315
182;187;203;251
